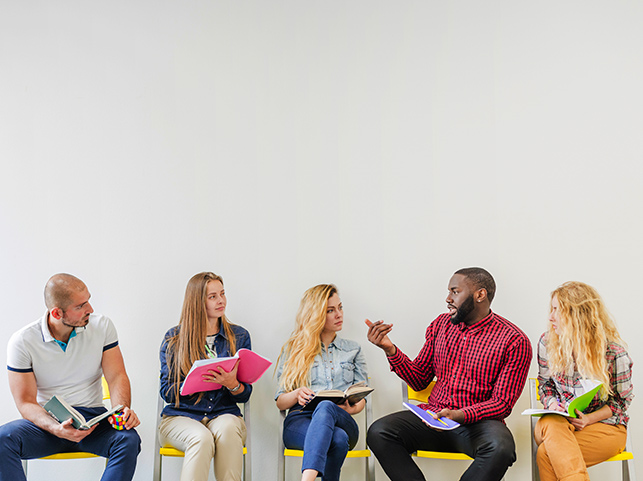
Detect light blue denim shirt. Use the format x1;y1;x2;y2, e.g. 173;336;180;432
275;336;368;400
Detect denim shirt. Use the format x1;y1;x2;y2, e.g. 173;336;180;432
275;336;368;401
159;323;252;420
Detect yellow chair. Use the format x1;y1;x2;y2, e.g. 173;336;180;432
153;392;250;481
528;378;636;481
21;377;111;476
402;381;506;480
277;398;375;481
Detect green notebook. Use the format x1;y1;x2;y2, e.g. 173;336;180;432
522;381;602;418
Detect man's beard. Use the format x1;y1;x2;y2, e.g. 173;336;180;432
450;295;475;325
61;315;89;328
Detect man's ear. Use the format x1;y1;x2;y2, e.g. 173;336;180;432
50;307;63;320
475;288;488;303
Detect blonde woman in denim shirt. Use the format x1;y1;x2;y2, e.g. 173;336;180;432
159;272;251;481
276;284;368;481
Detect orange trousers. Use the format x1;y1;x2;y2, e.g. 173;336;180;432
534;414;626;481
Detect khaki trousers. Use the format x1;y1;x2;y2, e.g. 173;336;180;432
158;414;247;481
534;414;626;481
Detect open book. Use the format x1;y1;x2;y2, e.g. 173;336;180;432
44;395;123;430
403;402;461;430
302;382;374;411
522;380;602;419
180;348;272;396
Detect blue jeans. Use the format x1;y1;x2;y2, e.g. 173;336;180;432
283;401;359;481
0;407;141;481
367;410;516;481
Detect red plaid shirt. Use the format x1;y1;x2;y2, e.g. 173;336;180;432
388;311;532;424
537;333;633;426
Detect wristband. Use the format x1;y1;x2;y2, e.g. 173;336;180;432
228;383;241;393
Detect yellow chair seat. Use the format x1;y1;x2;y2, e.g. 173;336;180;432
160;446;247;457
39;452;101;460
284;448;370;458
413;450;472;460
607;452;634;461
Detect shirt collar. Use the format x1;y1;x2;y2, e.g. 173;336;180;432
211;322;228;340
323;335;345;350
40;311;86;343
53;329;77;352
457;310;494;333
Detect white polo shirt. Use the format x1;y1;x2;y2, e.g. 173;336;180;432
7;312;119;407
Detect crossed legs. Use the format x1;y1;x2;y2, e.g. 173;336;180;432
534;414;626;481
283;401;359;481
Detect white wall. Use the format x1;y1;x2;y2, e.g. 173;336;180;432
1;1;642;480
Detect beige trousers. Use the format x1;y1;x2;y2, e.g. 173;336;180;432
158;414;247;481
534;414;626;481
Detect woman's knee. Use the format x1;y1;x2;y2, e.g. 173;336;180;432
175;427;215;456
535;414;571;443
535;442;553;473
329;428;349;451
210;415;246;445
313;400;338;417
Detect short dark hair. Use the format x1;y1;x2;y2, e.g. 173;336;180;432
454;267;496;303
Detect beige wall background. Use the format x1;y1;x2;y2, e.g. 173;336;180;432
1;1;642;480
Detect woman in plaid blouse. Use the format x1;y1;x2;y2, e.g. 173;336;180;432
534;281;633;481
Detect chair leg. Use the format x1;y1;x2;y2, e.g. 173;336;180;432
244;449;251;481
623;457;637;481
623;460;630;481
366;454;375;481
152;452;162;481
278;410;286;481
277;451;285;481
531;417;541;481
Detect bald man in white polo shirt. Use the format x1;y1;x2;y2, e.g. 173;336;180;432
0;274;141;481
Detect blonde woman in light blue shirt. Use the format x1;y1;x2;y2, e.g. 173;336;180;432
276;284;368;481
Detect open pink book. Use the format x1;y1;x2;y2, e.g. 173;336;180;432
180;348;272;396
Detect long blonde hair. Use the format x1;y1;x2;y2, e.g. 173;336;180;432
547;281;624;397
277;284;337;392
167;272;237;405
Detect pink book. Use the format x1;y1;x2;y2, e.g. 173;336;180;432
180;348;272;396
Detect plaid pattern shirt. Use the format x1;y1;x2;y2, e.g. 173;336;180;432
388;311;532;424
537;332;633;426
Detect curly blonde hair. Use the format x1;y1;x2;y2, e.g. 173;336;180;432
277;284;337;392
547;281;624;397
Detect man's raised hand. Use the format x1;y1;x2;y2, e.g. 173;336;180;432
365;319;396;356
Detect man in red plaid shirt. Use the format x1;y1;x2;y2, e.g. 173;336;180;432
366;267;532;481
